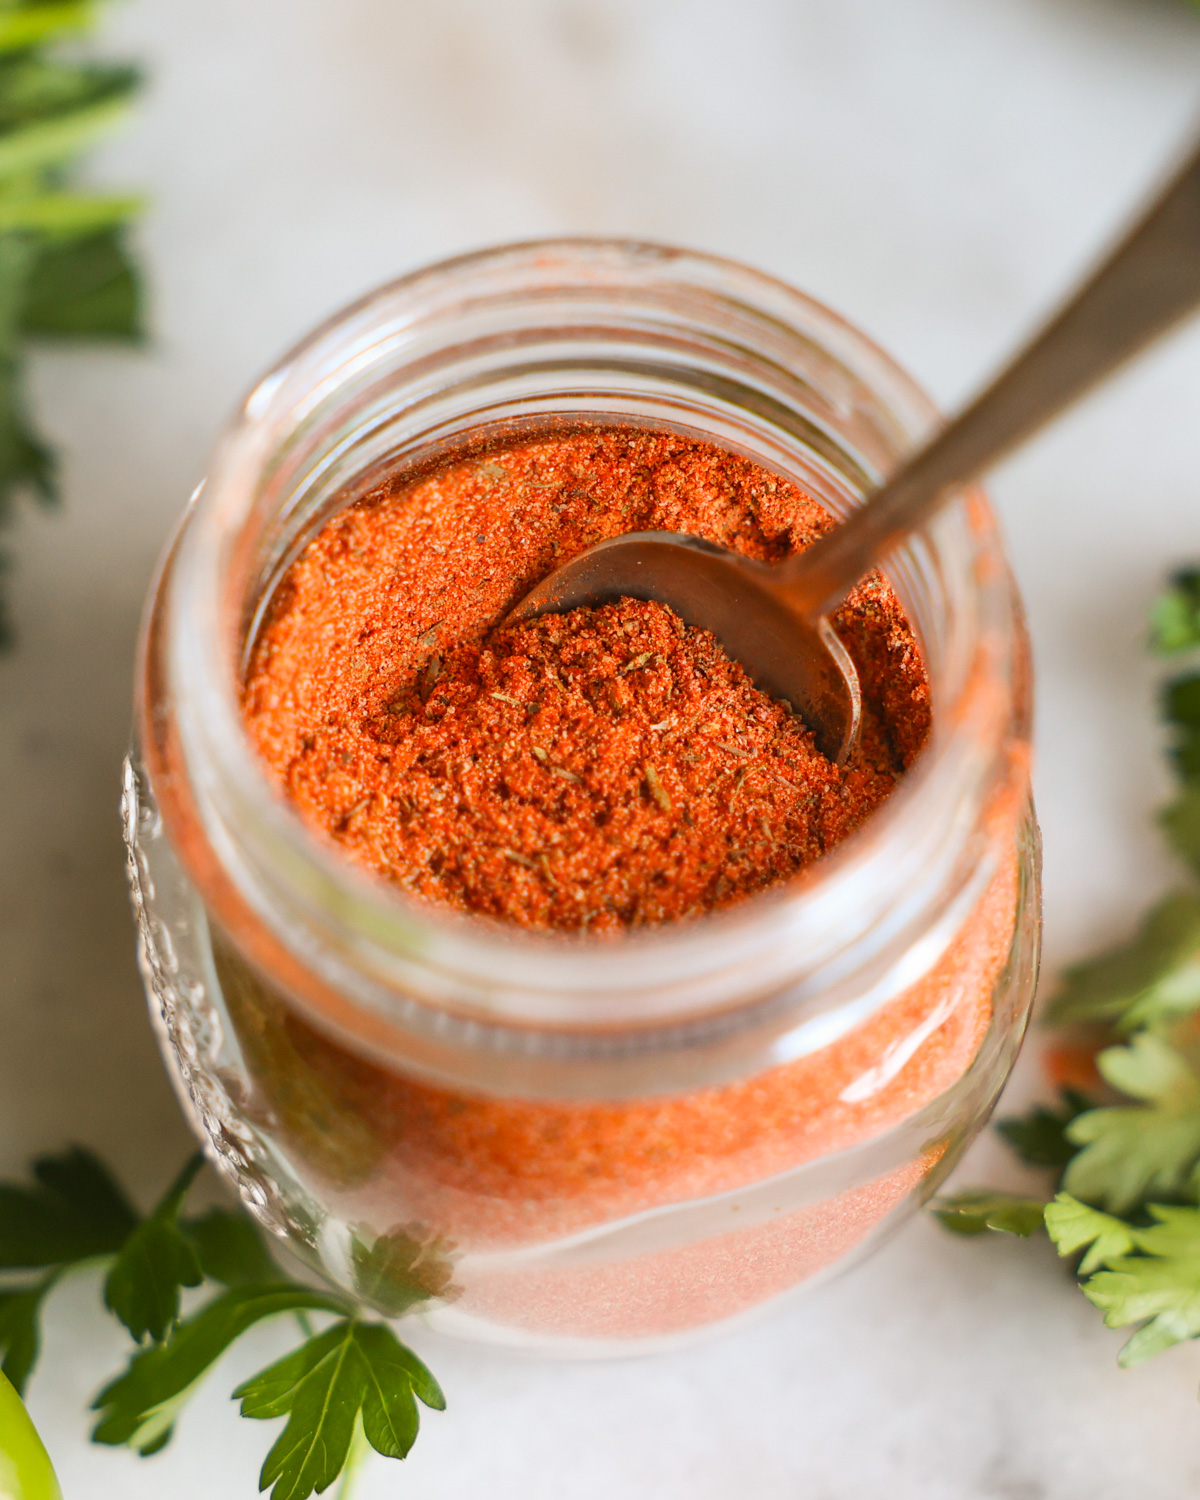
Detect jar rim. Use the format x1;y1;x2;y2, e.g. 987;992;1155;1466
145;236;1025;1052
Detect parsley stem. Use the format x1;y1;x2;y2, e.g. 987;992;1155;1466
335;1414;370;1500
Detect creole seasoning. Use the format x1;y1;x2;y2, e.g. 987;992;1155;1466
228;423;1019;1339
243;426;930;925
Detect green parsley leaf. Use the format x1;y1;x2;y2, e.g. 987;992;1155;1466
351;1226;460;1317
930;1190;1047;1237
0;1147;138;1269
996;1090;1093;1169
0;230;53;496
103;1154;205;1344
1064;1033;1200;1212
0;4;96;56
0;12;145;647
1044;892;1200;1032
21;226;143;339
0;57;138;133
29;1147;139;1247
182;1208;276;1287
1130;1203;1200;1257
0;1272;56;1396
1079;1204;1200;1366
356;1323;444;1432
1171;730;1200;788
1164;673;1200;787
926;566;1200;1390
242;1323;367;1500
1162;787;1200;879
1152;568;1200;654
0;191;142;238
233;1324;350;1421
92;1283;353;1455
0;58;137;174
103;1221;201;1347
0;91;129;179
0;336;54;522
0;1142;434;1498
0;1149;135;1390
1043;1193;1138;1275
235;1321;444;1500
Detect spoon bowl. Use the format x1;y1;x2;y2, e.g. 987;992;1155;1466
505;531;863;763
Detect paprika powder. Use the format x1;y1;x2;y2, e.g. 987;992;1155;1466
242;427;930;931
127;240;1040;1350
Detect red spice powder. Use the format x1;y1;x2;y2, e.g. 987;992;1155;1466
243;426;930;925
225;423;1025;1339
461;1159;932;1340
218;851;1013;1247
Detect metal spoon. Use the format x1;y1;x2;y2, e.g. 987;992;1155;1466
507;135;1200;762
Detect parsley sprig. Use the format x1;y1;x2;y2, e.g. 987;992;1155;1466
0;1148;446;1496
0;0;145;647
933;566;1200;1384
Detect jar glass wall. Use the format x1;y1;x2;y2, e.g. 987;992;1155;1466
125;240;1040;1354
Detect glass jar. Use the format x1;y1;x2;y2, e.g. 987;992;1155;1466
125;239;1039;1355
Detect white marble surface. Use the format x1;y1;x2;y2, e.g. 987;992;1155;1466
3;0;1200;1495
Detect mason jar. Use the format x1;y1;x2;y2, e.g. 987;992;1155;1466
124;239;1040;1355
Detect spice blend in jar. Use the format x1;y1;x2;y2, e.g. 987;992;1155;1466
128;241;1039;1351
224;425;1019;1338
243;427;930;932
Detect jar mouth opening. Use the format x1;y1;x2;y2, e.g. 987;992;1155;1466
159;237;1020;1031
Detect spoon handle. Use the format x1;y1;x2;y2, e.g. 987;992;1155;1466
787;132;1200;618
